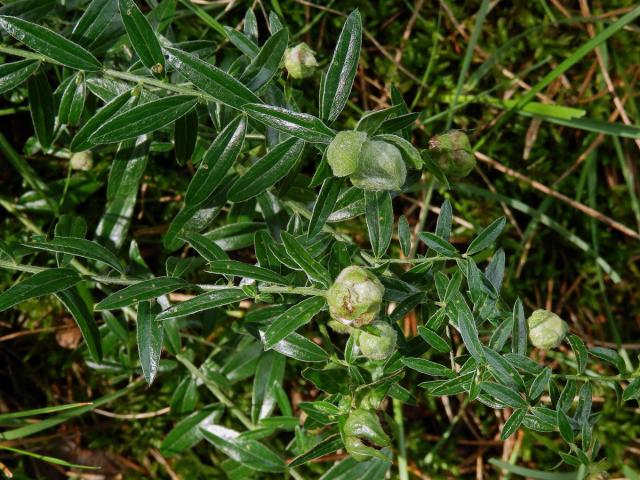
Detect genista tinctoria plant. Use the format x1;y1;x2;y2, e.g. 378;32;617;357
0;4;638;478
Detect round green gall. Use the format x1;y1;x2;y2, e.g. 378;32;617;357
70;151;93;171
350;139;407;191
284;42;318;79
327;130;367;177
343;408;390;462
429;130;476;179
528;309;568;350
326;266;384;327
358;321;397;361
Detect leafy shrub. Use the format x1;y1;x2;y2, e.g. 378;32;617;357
0;2;638;479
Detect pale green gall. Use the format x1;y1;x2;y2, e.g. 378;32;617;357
326;266;384;327
327;130;367;177
528;309;568;350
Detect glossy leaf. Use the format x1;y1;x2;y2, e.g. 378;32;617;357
320;10;362;122
557;408;574;443
90;95;198;145
267;331;329;363
529;366;552;399
457;309;485;363
156;289;247;321
623;378;640;401
241;28;288;91
55;287;102;362
118;0;164;74
25;237;124;273
200;425;286;473
174;108;198;166
251;351;285;423
466;217;506;256
480;381;527;409
59;73;86;126
0;59;39;94
228;138;304;202
208;260;288;285
54;214;87;267
500;409;526;440
161;407;223;456
243;104;334;143
308;177;343;238
27;72;54;149
280;232;331;287
589;346;625;373
165;46;262;108
95;277;186;310
0;268;81;312
567;334;587;374
365;191;393;258
180;232;228;262
418;232;458;257
402;357;455;378
0;15;102;71
137;301;163;385
417;326;451;353
185;116;246;207
263;296;326;349
71;0;118;48
71;89;132;152
398;215;411;256
511;297;527;355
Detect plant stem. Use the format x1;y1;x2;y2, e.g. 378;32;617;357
259;286;326;297
392;397;409;480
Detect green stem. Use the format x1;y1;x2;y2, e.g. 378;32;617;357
392;397;409;480
258;286;326;297
552;372;640;382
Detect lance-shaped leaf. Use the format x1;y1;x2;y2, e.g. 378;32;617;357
27;72;54;149
174;108;198;166
185;116;246;207
228;138;304;202
180;232;228;262
207;260;288;285
164;46;262;108
365;190;393;258
480;381;527;409
0;268;81;312
58;73;86;126
118;0;164;75
241;28;288;91
24;237;124;274
398;215;411;256
200;425;286;473
263;296;326;350
161;407;223;456
456;306;484;362
466;217;506;256
500;409;526;441
308;177;342;238
137;301;163;385
56;287;102;362
0;15;102;71
71;89;132;152
266;331;329;363
71;0;118;48
280;232;331;287
319;9;362;122
0;59;39;94
288;435;343;468
419;232;458;257
402;358;456;378
243;104;334;143
252;351;285;423
95;277;187;310
511;297;527;355
156;289;248;321
90;95;198;145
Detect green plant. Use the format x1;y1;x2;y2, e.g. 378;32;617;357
0;3;639;479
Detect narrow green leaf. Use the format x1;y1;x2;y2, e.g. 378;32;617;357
482;346;525;391
161;407;223;456
280;231;331;288
0;268;81;312
288;435;343;467
90;95;198;145
207;260;288;285
500;409;526;440
137;301;163;385
0;59;39;94
417;326;451;353
480;382;527;409
402;357;455;378
489;459;578;480
95;277;186;310
200;425;286;473
54;214;87;267
308;177;343;238
567;334;587;374
623;378;640;402
228;138;304;202
557;409;574;444
0;15;102;71
27;72;54;149
185;115;246;207
466;217;506;256
365;191;393;258
398;215;411;256
263;296;326;349
418;232;458;257
180;232;228;262
512;297;527;355
354;105;403;135
320;9;362;122
589;347;625;373
71;0;118;48
224;26;259;58
71;89;132;152
241;28;288;91
174;108;198;166
118;0;165;75
251;350;285;423
266;331;329;363
529;366;552;399
55;287;102;362
156;289;247;321
243;104;334;143
165;46;262;108
59;73;86;126
25;237;124;273
457;309;485;362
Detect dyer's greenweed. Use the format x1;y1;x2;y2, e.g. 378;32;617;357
0;3;638;479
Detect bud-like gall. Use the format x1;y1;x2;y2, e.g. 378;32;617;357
326;266;384;327
528;309;568;350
